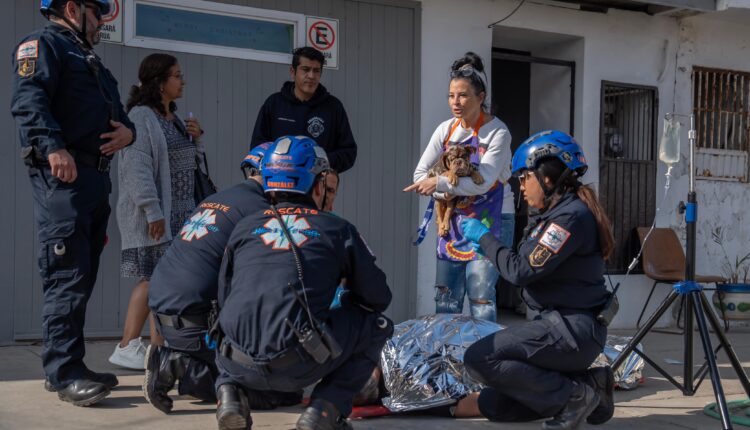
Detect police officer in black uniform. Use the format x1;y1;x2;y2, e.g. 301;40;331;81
11;0;135;407
214;136;392;430
460;131;616;430
144;144;299;413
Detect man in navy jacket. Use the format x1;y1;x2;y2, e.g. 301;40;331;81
250;47;357;174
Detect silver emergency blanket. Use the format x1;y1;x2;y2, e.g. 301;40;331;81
592;335;645;390
380;314;503;412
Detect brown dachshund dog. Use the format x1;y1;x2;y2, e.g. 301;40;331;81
428;145;484;237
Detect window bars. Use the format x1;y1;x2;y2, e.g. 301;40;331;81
693;66;750;182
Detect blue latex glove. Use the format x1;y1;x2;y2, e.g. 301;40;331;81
329;285;346;309
471;242;484;256
461;218;490;243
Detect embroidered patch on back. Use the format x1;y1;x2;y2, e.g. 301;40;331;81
17;40;38;60
252;215;320;250
538;222;571;254
529;245;552;267
180;209;219;241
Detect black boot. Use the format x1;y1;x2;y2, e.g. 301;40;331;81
57;379;110;407
586;366;615;425
143;344;187;413
296;398;352;430
45;370;118;392
216;384;251;430
541;382;600;430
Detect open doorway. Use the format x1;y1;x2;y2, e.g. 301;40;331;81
490;27;581;313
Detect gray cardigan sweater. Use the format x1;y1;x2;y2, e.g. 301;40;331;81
116;105;202;250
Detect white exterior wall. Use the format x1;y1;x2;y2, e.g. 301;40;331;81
416;0;750;328
669;15;750;287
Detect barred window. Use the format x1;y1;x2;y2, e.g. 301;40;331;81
693;66;750;182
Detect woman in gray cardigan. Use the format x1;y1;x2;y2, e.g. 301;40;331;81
110;53;204;370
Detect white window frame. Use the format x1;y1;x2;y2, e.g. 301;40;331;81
124;0;306;64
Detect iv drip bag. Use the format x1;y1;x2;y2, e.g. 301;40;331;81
659;116;681;165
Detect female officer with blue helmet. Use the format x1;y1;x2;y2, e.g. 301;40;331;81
459;131;616;430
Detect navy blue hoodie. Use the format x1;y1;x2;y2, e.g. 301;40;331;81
250;81;357;173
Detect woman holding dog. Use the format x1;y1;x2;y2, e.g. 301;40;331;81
404;52;512;322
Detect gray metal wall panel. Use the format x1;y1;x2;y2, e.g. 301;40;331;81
0;0;18;344
3;0;419;343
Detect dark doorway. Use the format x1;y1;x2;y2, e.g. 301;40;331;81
492;48;531;248
491;49;530;312
490;48;577;312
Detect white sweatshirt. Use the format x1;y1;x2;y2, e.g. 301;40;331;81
413;116;514;213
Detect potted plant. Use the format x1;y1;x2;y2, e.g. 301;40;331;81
710;227;750;320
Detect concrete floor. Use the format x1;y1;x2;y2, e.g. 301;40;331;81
1;320;749;430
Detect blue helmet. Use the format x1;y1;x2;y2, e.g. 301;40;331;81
41;0;111;17
511;130;588;177
240;142;272;174
261;136;330;194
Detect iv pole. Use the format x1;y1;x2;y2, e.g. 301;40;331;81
612;113;750;430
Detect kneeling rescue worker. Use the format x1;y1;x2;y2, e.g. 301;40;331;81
145;144;300;412
214;135;393;430
460;130;617;430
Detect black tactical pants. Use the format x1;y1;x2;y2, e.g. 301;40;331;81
216;305;393;417
29;166;111;389
464;309;606;421
155;319;218;402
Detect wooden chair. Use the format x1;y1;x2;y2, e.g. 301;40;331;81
636;227;726;331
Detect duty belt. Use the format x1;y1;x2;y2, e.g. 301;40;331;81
156;313;208;330
68;149;111;172
219;340;302;372
28;148;111;172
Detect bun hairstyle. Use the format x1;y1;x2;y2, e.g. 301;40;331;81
450;52;488;111
126;53;178;115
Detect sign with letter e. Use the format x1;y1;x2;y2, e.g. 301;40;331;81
305;16;339;69
100;0;123;43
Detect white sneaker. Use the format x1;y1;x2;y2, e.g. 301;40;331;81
108;337;147;370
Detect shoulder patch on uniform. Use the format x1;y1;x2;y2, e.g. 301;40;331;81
18;59;36;78
529;244;552;267
17;40;39;60
538;222;571;254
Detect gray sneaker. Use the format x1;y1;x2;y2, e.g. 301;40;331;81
108;337;147;370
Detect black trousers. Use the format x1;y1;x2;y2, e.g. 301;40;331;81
29;166;111;389
216;305;393;417
464;309;606;421
155;319;218;402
